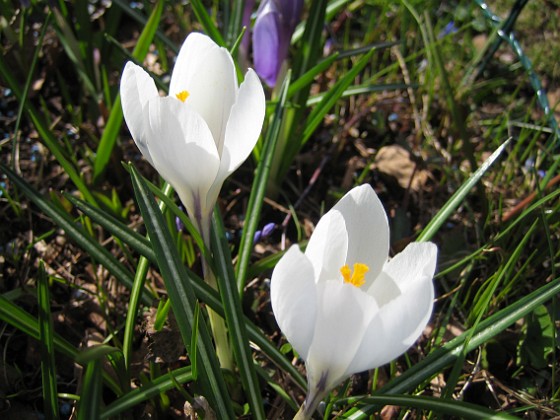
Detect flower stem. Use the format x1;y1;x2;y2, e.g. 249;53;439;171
202;263;235;371
199;216;235;372
293;388;327;420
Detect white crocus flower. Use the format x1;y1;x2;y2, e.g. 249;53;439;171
271;184;437;418
120;32;265;242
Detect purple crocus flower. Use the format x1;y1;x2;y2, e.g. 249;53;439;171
252;0;303;87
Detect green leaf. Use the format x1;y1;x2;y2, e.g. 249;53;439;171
211;210;265;419
225;0;244;48
189;0;226;46
291;0;327;82
286;53;339;99
0;293;122;395
301;47;376;146
77;359;103;420
64;193;156;264
517;305;555;369
0;53;97;206
102;367;193;419
11;12;51;174
278;47;377;179
186;270;307;391
129;164;234;418
37;263;60;420
0;293;76;359
344;394;517;419
0;163;153;305
417;138;511;241
306;83;416;106
75;344;123;365
236;71;291;293
344;276;560;418
50;7;96;96
93;0;164;183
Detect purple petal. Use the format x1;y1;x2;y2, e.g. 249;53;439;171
262;222;276;237
279;0;303;30
253;11;282;86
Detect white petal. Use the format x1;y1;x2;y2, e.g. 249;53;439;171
346;242;437;375
220;69;265;175
169;32;237;152
146;96;220;219
304;210;349;283
383;242;438;292
120;61;159;166
305;281;379;393
205;69;265;214
333;184;390;287
270;245;317;359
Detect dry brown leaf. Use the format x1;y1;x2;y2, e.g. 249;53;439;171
374;145;428;191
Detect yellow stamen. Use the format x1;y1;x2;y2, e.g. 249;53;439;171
175;90;190;102
340;263;369;288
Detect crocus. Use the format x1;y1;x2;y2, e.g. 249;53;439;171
120;32;266;243
270;184;437;418
252;0;303;87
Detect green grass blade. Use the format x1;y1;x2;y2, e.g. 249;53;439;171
417;138;511;242
0;294;76;359
64;193;156;264
306;83;416;106
123;256;151;369
0;163;153;305
291;0;327;82
276;47;376;181
101;367;193;419
37;262;60;420
185;269;307;391
286;41;400;103
75;344;123;365
0;58;97;206
346;395;517;419
225;0;244;47
189;0;226;46
291;0;352;44
119;165;210;263
11;12;51;172
93;0;164;183
112;0;178;53
77;360;103;420
129;164;234;418
422;10;474;166
496;188;560;239
211;210;265;419
50;7;96;96
236;72;291;293
123;182;174;371
287;53;339;99
301;47;376;147
473;0;559;145
76;344;128;392
441;221;537;401
66;183;187;372
344;275;560;418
